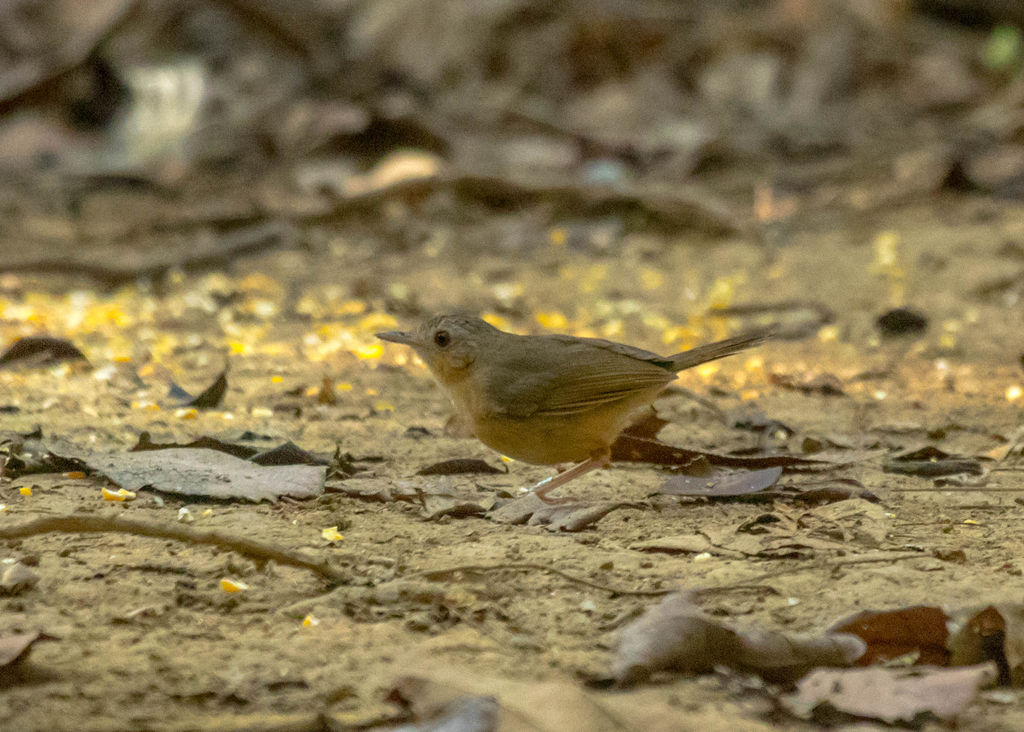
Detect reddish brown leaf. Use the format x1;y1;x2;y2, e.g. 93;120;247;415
831;606;950;666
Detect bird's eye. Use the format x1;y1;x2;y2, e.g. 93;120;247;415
433;330;451;348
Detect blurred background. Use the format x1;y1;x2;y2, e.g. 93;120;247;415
2;0;1024;362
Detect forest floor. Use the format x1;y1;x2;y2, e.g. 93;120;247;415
1;184;1024;731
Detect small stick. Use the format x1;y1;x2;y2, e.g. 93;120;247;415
0;514;349;584
892;486;1024;492
398;562;674;597
396;552;928;598
696;552;927;593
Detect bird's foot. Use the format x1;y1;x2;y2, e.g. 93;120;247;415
525;451;611;504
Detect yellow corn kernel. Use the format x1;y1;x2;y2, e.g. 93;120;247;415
220;578;248;593
102;487;136;502
321;526;344;542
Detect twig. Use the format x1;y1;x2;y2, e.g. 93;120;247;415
393;552;929;599
398;562;674;597
694;552;926;594
0;514;349;584
892;486;1024;492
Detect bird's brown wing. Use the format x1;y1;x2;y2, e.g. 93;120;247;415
487;336;676;418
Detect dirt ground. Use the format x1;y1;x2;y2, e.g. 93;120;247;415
0;182;1023;732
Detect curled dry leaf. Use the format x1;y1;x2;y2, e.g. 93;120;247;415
131;431;257;459
783;663;997;724
0;632;54;675
737;630;865;683
179;369;228;409
0;336;88;369
488;493;631;531
612;593;862;687
883;446;983;477
659;466;782;497
613;594;742;687
250;441;326;466
85;448;325;502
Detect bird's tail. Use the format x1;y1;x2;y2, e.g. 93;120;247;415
667;329;772;372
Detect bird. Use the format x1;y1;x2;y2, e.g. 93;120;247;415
377;314;768;503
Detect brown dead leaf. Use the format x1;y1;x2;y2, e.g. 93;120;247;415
417;458;506;476
166;368;228;409
611;433;836;469
783;663;997;724
250;442;327;466
883;446;983;477
831;606;950;666
131;431;257;459
0;336;88;369
790;478;879;504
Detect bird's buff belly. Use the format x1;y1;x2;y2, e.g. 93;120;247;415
470;407;640;465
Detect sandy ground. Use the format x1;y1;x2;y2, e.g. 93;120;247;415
1;191;1024;730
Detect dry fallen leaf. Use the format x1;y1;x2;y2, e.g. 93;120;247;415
783;663;997;724
488;493;631;531
659;466;782;497
86;448;325;502
386;662;743;732
0;336;88;369
0;631;54;679
167;368;228;409
612;593;863;687
417;458;506;476
736;629;865;683
831;605;950;666
612;593;742;687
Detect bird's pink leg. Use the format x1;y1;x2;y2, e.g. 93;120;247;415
530;449;611;504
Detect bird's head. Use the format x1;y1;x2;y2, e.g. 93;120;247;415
377;313;502;383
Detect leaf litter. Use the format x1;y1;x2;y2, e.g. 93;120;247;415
84;448;325;502
0;336;89;369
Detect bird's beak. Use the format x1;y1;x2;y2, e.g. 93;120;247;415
376;330;418;346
